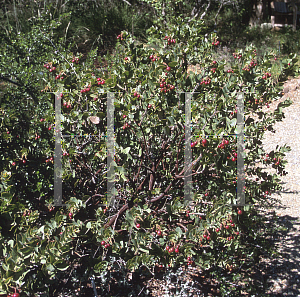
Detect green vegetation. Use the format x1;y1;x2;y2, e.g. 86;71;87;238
0;1;299;296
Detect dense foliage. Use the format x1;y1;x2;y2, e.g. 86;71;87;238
1;1;299;296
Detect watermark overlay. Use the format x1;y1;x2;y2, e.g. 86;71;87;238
54;92;63;206
184;92;193;203
53;91;247;207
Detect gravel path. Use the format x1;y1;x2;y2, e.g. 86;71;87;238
254;77;300;296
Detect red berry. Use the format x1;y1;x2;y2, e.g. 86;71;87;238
236;231;240;235
216;228;220;232
12;293;20;297
204;192;208;197
123;114;126;118
232;157;236;162
224;140;229;145
175;248;179;253
69;212;73;219
166;66;171;71
231;223;235;227
187;256;191;261
157;230;162;236
149;55;153;59
101;241;106;246
169;247;174;253
22;159;26;164
125;57;128;60
203;234;207;238
12;162;16;166
148;104;152;109
166;246;170;250
238;210;242;215
134;92;137;97
136;223;141;228
191;141;197;148
202;139;207;146
225;225;230;229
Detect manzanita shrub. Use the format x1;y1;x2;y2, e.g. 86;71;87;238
1;16;298;296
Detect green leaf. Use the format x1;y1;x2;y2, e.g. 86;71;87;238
169;61;178;67
54;260;69;271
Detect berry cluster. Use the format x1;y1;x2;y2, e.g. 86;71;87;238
217;138;230;149
71;57;79;63
44;62;64;80
149;54;159;62
191;139;207;149
232;53;242;59
227;150;237;162
80;85;91;93
45;156;53;163
203;231;211;241
200;77;211;85
101;240;111;248
133;91;141;98
191;141;197;148
44;63;56;72
164;35;176;45
212;40;220;46
186;256;195;266
227;69;234;73
165;244;180;254
263;154;281;166
262;72;271;79
211;67;217;73
159;78;175;93
63;101;72;109
122;122;130;130
242;59;257;71
116;34;124;40
97;77;106;85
